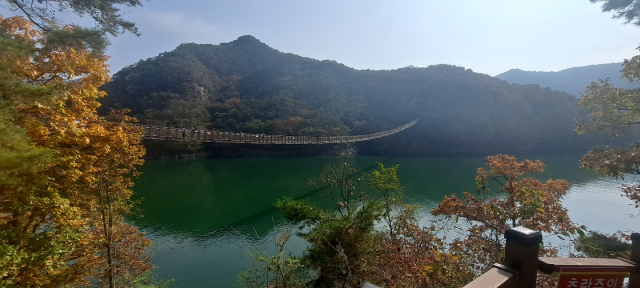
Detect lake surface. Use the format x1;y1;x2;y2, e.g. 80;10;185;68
129;154;638;287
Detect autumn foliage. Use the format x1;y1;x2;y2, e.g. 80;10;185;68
0;15;150;287
366;206;474;288
432;155;580;276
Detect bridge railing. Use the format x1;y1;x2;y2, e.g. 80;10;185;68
136;119;419;144
463;227;639;288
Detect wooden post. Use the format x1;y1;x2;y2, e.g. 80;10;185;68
630;232;640;288
504;226;541;288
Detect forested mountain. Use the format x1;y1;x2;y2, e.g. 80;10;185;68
496;63;640;97
101;35;610;156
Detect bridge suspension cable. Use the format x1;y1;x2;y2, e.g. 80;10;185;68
137;119;418;145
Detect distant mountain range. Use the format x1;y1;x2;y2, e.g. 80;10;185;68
496;63;640;97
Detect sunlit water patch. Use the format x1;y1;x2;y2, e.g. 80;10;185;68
563;176;638;233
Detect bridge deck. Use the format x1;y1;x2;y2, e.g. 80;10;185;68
138;119;418;144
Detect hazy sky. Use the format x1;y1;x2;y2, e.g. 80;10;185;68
4;0;640;76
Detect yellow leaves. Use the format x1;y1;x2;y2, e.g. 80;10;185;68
1;14;148;287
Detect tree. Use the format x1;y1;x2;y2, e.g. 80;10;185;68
575;80;640;136
3;0;142;35
365;205;475;288
575;0;640;212
432;155;580;275
270;158;477;288
238;230;311;288
576;73;640;212
0;15;151;287
275;160;383;288
0;16;86;287
368;163;403;237
575;230;632;259
591;0;640;26
563;0;640;266
2;0;143;55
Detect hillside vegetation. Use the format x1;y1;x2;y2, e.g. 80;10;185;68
101;35;604;156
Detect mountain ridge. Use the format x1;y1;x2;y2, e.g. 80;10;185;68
496;63;639;96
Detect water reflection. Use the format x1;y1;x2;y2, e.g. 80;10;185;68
130;154;637;287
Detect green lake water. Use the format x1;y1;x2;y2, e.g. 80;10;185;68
129;154;638;287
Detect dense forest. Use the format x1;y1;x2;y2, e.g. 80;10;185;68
496;63;640;97
102;35;615;156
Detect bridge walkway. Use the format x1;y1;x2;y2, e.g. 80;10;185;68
138;119;418;145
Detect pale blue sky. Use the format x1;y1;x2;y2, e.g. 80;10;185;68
3;0;640;76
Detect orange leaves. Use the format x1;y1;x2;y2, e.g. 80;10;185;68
467;155;574;234
432;154;579;279
223;97;241;106
0;15;40;40
480;154;545;182
367;206;475;287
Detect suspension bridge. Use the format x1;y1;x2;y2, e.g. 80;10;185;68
138;119;418;144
